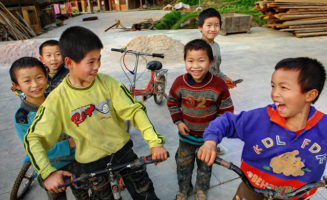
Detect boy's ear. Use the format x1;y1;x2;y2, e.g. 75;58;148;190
198;26;203;32
64;57;73;70
39;56;44;63
306;89;319;103
11;82;21;91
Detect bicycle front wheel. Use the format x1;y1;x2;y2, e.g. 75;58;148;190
154;76;166;105
10;161;35;200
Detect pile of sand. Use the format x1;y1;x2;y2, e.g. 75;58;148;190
126;34;184;65
0;40;41;65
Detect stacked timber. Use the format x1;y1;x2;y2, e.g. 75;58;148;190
256;0;327;37
0;2;35;41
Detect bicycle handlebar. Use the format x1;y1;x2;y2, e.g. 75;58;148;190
214;157;327;199
111;48;164;58
58;152;170;189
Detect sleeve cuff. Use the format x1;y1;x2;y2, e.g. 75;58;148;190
40;166;57;180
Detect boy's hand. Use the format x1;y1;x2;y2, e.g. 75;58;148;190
150;146;168;165
44;170;72;193
177;122;190;136
68;137;75;148
225;77;236;88
198;140;217;166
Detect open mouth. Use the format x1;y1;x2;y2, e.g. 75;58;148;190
32;88;43;95
275;102;286;112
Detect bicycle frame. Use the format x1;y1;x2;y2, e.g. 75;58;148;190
59;153;169;200
131;68;168;98
112;48;167;104
214;156;327;200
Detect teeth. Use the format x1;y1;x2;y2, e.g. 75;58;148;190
275;102;280;106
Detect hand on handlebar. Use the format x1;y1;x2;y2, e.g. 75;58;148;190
150;146;168;165
45;170;72;193
198;140;217;166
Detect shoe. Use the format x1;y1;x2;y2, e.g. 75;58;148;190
176;191;188;200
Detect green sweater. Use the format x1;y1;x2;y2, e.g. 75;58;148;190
25;73;165;180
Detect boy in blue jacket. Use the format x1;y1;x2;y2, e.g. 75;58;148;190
10;57;88;199
198;57;327;200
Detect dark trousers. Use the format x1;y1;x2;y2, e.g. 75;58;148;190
39;161;89;200
74;140;159;200
176;140;212;194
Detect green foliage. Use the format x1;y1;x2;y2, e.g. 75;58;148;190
178;0;199;6
155;11;182;30
202;0;267;26
171;12;199;29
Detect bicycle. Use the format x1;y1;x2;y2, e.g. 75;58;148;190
111;48;168;105
214;156;327;200
58;152;170;200
10;161;36;200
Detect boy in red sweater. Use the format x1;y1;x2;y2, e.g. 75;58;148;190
167;39;234;200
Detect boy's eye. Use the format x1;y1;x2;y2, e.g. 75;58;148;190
24;80;30;83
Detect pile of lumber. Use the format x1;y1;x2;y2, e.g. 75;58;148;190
0;2;35;41
256;0;327;37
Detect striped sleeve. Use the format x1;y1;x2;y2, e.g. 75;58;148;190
166;78;183;124
24;105;62;180
217;86;234;115
112;83;165;148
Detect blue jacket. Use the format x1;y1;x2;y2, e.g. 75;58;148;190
14;100;74;170
204;105;327;199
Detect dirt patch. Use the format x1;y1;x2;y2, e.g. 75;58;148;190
126;34;184;65
0;40;41;65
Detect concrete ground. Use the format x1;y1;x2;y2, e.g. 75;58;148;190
1;10;327;199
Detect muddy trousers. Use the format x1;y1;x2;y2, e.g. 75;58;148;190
39;161;89;200
176;140;212;194
74;140;159;200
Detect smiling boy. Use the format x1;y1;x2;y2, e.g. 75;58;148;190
39;40;69;93
198;8;233;84
167;39;233;200
198;57;327;200
25;26;167;199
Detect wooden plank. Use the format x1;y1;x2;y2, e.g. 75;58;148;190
295;31;327;37
280;17;327;27
289;23;327;28
277;5;327;9
287;8;327;12
294;27;327;32
280;26;327;32
275;0;327;3
275;13;327;20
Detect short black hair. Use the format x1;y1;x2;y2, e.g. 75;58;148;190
39;40;59;56
275;57;326;103
59;26;103;63
184;39;214;62
10;57;47;84
198;8;222;28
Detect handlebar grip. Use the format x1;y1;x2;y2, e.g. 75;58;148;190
143;152;170;163
152;53;164;58
58;181;72;189
111;48;125;53
58;176;74;189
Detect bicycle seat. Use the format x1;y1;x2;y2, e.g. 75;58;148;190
147;61;162;71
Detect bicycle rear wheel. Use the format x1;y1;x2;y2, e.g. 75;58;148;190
154;76;166;105
10;161;35;200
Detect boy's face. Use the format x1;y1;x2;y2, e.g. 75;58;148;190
66;49;101;87
271;69;315;119
39;45;63;74
185;49;212;83
12;66;47;104
199;17;220;43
